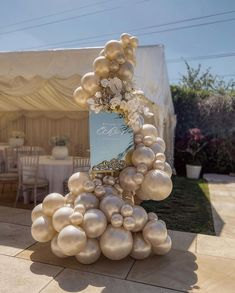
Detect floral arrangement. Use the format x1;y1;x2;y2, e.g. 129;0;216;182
10;130;25;138
49;135;69;146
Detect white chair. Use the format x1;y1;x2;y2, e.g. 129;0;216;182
14;155;49;207
31;146;45;156
17;146;32;157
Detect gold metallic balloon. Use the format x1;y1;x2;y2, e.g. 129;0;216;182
120;33;131;47
68;172;90;196
125;149;134;165
94;185;106;197
73;86;90;110
31;216;56;242
132;146;155;169
111;213;123;228
148;212;158;221
52;206;74;232
131;206;148;232
116;53;126;64
164;162;172;177
104;40;124;60
93;56;111;78
100;225;133;260
133;172;144;185
57;225;87;256
42;193;66;217
74;204;86;215
153;160;165;170
143;220;168;246
130;36;139;48
119;166;139;191
134;134;143;144
70;212;83;226
123;216;135;231
136;163;148;175
117;61;134;81
74;192;99;210
83;180;95;193
82;209;107;238
127;55;136;67
121;204;133;217
124;44;134;56
81;72;100;95
131;232;151;260
155;153;166;162
100;195;124;221
140;124;158;141
51;234;67;258
31;203;44;222
152;235;172;255
141;170;172;201
99;49;105;56
109;60;119;72
143;135;154;147
149;142;165;154
75;238;101;264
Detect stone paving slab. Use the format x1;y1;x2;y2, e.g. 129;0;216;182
0;206;31;226
0;222;35;256
17;241;135;280
168;230;197;252
0;254;63;293
41;268;177;293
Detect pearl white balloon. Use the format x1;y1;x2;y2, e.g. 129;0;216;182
65;193;76;205
153;160;165;170
139;124;158;141
114;183;123;194
143;220;168;246
82;209;107;238
31;203;44;222
94;185;106;197
106;176;115;186
133;172;144;185
70;212;83;226
143;136;154;147
31;216;56;242
155;153;166;162
131;206;148;232
100;225;133;260
93;178;103;186
42;193;66;217
119;166;139;191
103;185;119;196
135;189;150;201
148;212;158;221
123;216;135;231
74;192;99;210
131;233;151;260
121;204;133;217
152;235;172;255
57;225;87;256
132;146;155;169
83;180;95;193
68;172;90;196
155;137;166;152
111;213;123;228
149;142;165;154
75;238;101;264
81;72;100;95
164;162;173;177
74;204;86;214
52;206;74;232
136;163;148;175
100;195;124;221
104;40;124;60
141;170;172;201
51;234;67;258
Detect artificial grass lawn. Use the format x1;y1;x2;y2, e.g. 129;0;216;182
141;176;215;235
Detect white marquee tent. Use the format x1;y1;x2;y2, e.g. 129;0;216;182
0;45;176;166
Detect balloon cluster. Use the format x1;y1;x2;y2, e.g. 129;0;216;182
31;33;173;264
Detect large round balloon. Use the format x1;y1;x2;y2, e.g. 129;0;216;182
42;193;65;217
132;146;155;169
75;238;101;264
100;195;124;221
100;225;133;260
164;162;172;177
52;206;74;232
68;172;90;196
93;56;111;78
131;233;151;260
131;206;148;232
31;203;44;222
73;86;90;110
152;235;172;255
57;225;87;256
117;61;134;81
74;192;99;210
104;40;124;60
139;124;158;141
51;234;67;258
143;220;167;246
82;209;107;238
81;72;100;95
140;170;172;201
31;216;56;242
119;166;139;191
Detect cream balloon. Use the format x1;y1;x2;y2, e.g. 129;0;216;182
74;204;86;215
164;162;172;177
51;234;67;258
68;172;90;196
93;178;102;186
148;212;158;221
155;153;166;162
117;61;134;81
116;53;126;64
135;188;150;201
141;170;172;201
106;176;115;186
93;56;111;78
75;238;101;264
109;60;119;72
136;163;148;175
99;49;105;56
65;193;76;205
69;212;83;226
94;185;106;197
120;33;131;47
139;124;158;141
152;235;172;255
81;72;100;95
143;220;168;246
31;203;44;222
134;133;143;144
119;166;139;191
104;40;124;60
52;206;74;232
153;160;165;170
114;183;123;194
121;204;133;217
123;216;135;231
131;232;151;260
82;209;107;238
100;195;124;221
31;216;56;242
111;213;123;228
131;206;148;232
143;136;154;147
100;225;133;260
103;185;119;196
133;172;144;185
155;137;166;152
42;193;66;217
73;86;90;110
57;225;87;256
83;180;95;193
149;142;165;154
74;192;99;210
132;146;155;169
130;36;139;48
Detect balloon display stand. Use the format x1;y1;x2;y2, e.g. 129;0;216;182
31;34;173;264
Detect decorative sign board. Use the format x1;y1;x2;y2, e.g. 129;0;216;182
89;112;133;171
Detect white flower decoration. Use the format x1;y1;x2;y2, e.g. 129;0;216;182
95;91;102;98
124;92;132;100
110;96;121;109
87;98;95;105
101;79;109;88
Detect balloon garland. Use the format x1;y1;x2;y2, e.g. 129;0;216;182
31;33;173;264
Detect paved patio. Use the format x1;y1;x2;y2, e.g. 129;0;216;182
1;205;235;293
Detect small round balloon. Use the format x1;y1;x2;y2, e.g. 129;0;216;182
31;216;56;242
82;209;107;238
52;206;74;232
131;232;151;260
31;203;44;222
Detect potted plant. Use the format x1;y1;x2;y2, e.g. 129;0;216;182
50;135;69;160
9;130;25;147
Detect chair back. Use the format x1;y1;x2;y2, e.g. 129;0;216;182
5;147;18;172
73;156;90;172
17;146;32;157
31;146;45;156
18;155;39;186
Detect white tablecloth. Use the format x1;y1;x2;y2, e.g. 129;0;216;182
0;144;9;166
38;156;73;194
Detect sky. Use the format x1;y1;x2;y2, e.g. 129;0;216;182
0;0;235;83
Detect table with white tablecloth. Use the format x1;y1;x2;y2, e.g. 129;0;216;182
38;156;73;194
